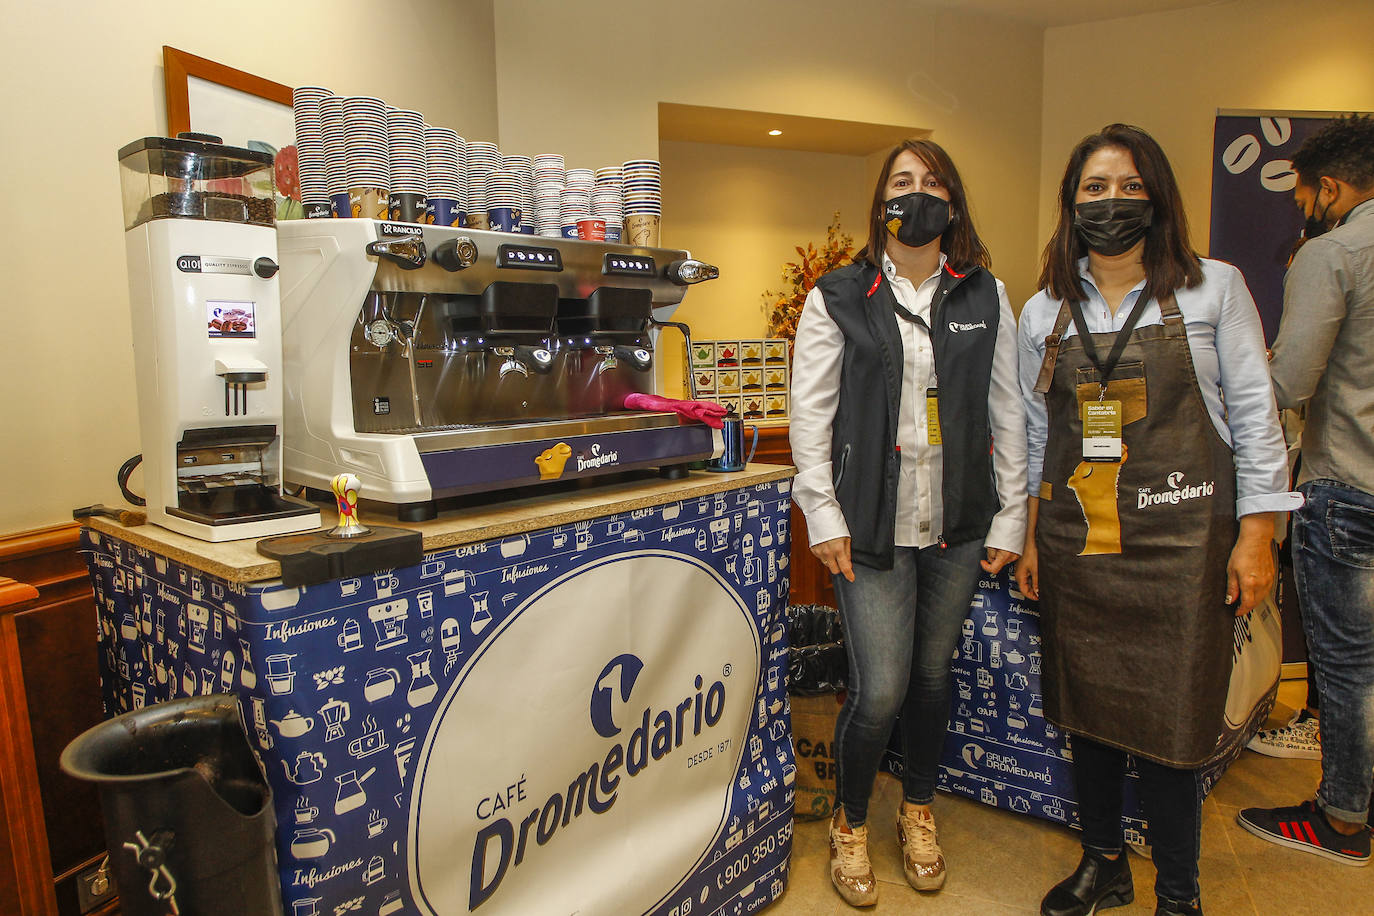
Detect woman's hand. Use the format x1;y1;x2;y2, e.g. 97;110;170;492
811;537;855;583
1015;541;1039;600
1226;514;1276;616
1015;497;1040;599
982;549;1019;575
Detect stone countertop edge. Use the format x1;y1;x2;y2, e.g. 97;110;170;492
84;464;796;585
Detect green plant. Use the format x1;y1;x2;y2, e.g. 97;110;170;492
762;212;855;341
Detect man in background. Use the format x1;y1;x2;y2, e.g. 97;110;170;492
1237;114;1374;866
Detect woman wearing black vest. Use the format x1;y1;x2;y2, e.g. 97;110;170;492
790;139;1027;907
1015;125;1299;916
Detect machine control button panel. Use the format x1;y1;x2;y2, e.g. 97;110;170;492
603;254;656;277
496;244;563;271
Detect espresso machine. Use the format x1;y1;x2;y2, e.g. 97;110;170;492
276;219;719;519
119;135;321;540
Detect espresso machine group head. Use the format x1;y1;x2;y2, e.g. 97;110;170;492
276;219;720;520
118;134;320;541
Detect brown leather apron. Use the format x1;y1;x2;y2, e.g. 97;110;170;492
1034;294;1239;767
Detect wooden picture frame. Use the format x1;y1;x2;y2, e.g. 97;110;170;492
161;46;304;218
163;46;291;138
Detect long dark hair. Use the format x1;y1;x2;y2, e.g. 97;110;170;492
857;138;990;273
1039;124;1202;304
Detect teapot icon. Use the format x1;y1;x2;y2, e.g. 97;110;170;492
282;750;327;786
270;709;316;739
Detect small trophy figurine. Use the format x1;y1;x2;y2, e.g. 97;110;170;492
327;473;370;539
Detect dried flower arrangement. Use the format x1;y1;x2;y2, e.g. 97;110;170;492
761;212;855;341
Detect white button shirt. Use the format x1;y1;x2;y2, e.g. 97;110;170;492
790;253;1027;553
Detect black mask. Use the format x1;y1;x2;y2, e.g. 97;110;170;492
1303;191;1335;241
1074;198;1153;256
885;192;950;248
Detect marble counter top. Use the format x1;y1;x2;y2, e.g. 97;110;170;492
86;464;795;584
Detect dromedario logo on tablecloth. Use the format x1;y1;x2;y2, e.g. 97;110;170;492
408;552;760;915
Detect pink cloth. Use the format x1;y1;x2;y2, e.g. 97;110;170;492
623;392;729;429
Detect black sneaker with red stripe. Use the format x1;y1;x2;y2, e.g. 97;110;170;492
1237;800;1370;866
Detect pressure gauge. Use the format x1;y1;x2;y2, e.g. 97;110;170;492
366;320;396;347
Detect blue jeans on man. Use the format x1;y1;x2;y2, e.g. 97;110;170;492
1292;480;1374;824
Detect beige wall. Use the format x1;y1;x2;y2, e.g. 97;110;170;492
1039;0;1374;257
655;140;872;395
0;0;497;534
493;0;1047;307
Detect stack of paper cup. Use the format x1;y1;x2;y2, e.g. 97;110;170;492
485;169;525;233
320;96;349;217
292;86;332;219
593;167;624;242
465;141;501;229
562;169;594;239
343;96;389;219
533;154;566;238
386;108;428;223
502;155;535;235
425;127;464;227
622;159;662;247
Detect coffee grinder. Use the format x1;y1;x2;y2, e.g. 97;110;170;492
118;134;320;541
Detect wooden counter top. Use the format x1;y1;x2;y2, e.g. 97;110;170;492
85;464;795;584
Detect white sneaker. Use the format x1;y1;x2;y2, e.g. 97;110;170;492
897;805;946;891
1247;709;1321;760
829;820;878;907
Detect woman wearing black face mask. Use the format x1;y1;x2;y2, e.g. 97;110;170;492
1015;125;1300;916
790;139;1026;907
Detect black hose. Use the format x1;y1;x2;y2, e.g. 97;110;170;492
117;454;146;506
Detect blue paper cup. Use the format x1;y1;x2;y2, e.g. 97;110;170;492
487;206;522;233
330;192;352;218
428;197;460;227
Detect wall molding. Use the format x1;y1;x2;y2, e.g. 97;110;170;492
0;524;80;565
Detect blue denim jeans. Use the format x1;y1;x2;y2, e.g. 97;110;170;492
831;539;984;827
1292;479;1374;824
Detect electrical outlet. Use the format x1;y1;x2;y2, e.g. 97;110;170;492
76;859;116;912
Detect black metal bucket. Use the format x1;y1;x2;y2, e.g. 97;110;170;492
60;694;284;916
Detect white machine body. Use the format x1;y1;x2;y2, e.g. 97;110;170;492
125;217;320;540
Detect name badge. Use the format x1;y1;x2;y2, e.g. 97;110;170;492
1081;399;1123;461
925;388;942;445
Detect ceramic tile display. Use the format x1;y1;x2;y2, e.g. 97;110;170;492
692;339;789;419
82;478;796;916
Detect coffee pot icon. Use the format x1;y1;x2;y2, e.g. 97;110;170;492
282;750;327;786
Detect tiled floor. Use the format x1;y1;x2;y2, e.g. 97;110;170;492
770;681;1370;915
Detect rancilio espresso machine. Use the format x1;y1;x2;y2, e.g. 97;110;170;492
118;135;320;540
276;220;719;520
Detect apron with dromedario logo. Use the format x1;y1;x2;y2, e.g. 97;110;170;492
1033;292;1238;767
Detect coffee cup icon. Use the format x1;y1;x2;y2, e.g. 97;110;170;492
340;578;362;597
367;815;388;837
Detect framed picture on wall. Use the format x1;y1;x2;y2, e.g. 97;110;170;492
162;46;302;219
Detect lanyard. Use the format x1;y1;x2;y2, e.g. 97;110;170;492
1067;288;1151;389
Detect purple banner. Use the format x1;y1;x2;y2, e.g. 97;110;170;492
1209;114;1334;344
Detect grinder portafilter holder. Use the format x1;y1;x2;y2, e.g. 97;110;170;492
60;694;285;916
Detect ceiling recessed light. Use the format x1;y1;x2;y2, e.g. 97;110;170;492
767;129;782;136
